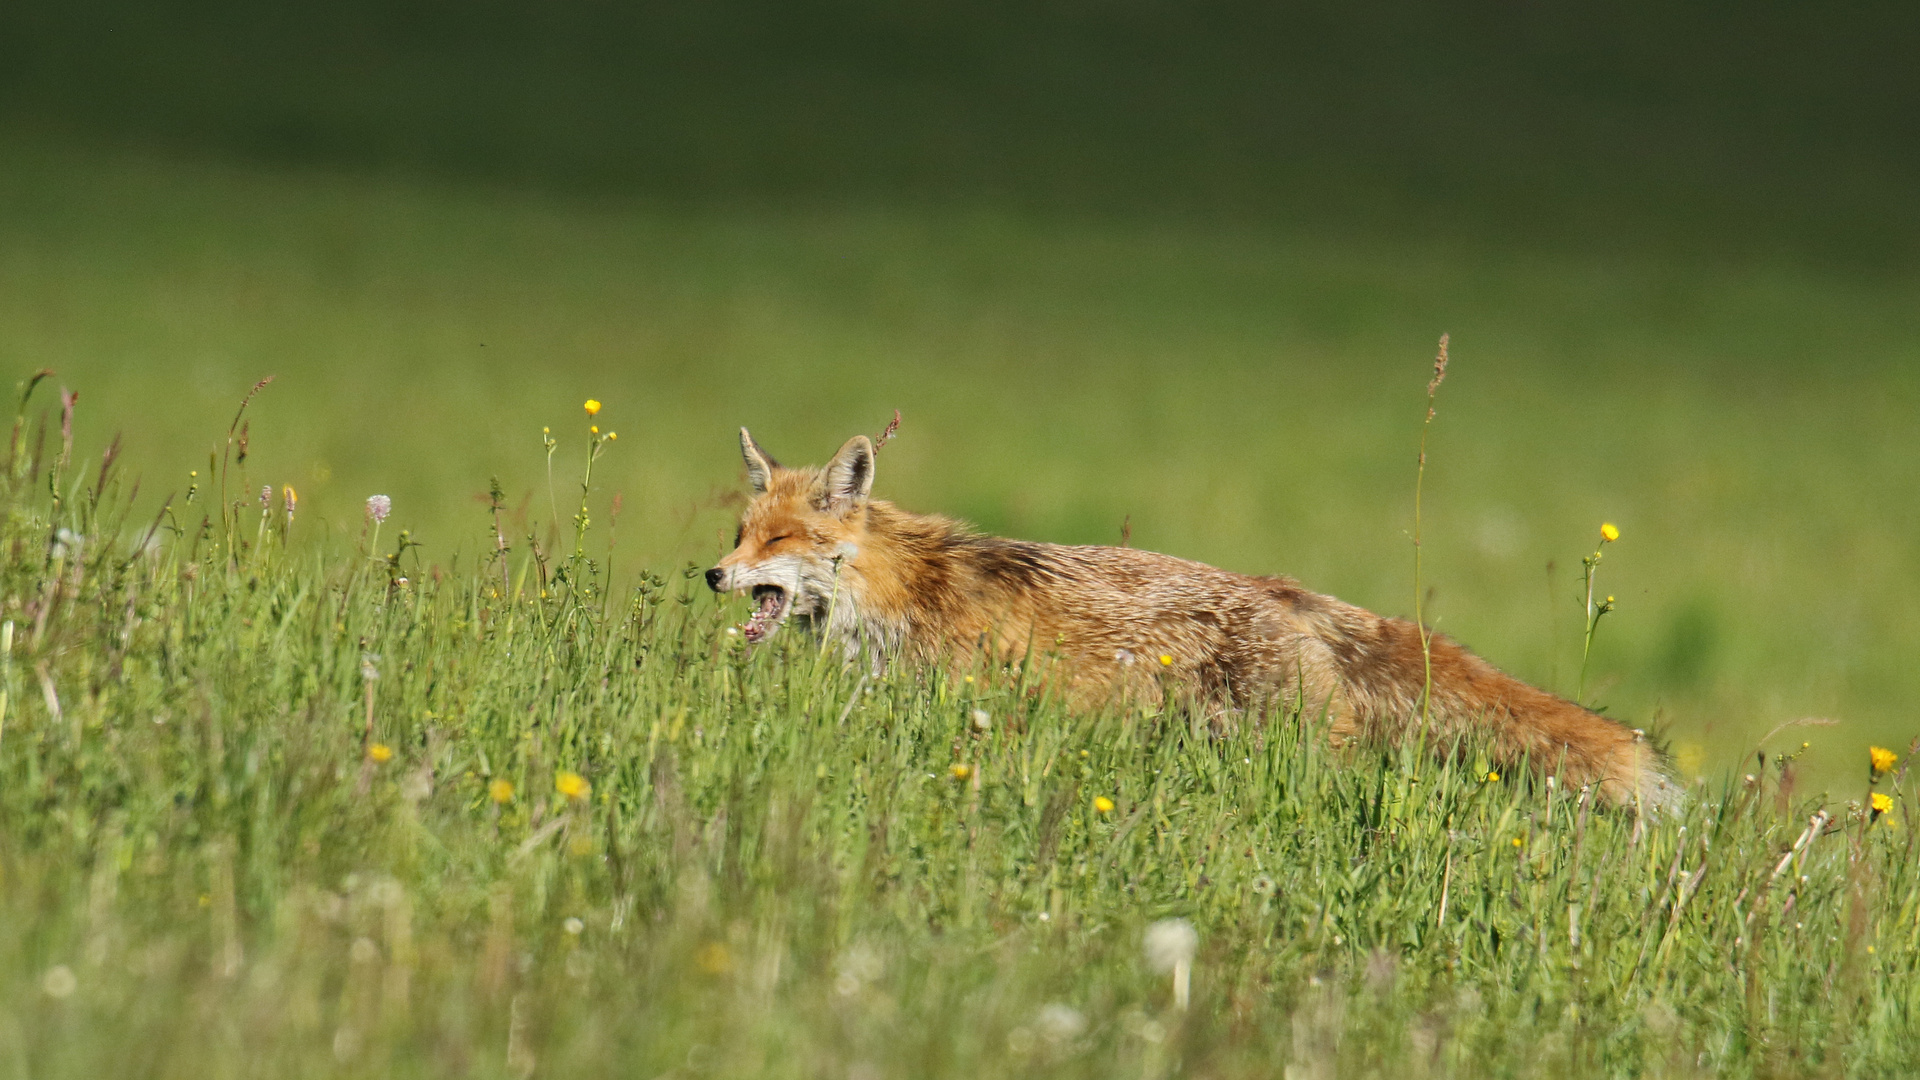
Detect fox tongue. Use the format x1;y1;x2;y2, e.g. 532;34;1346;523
742;591;782;643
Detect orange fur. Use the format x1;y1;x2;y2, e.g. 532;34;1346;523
708;430;1678;810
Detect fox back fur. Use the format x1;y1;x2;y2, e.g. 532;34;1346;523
706;429;1678;810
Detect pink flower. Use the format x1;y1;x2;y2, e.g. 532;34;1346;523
366;495;392;524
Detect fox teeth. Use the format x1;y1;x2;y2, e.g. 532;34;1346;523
743;589;783;643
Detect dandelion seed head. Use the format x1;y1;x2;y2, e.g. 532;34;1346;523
1037;1003;1087;1044
41;965;76;999
1143;918;1197;973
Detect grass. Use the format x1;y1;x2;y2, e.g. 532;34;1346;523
4;139;1920;792
6;373;1920;1078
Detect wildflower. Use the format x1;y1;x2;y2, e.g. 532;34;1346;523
590;425;599;434
606;432;617;440
695;941;734;975
1094;795;1115;814
368;743;394;763
259;484;271;506
1036;1003;1087;1044
1600;522;1620;543
1159;654;1174;667
1143;918;1198;1010
283;485;297;521
949;763;973;781
1511;837;1523;848
584;399;602;417
555;770;591;800
1872;792;1894;815
41;965;77;999
970;708;991;731
366;495;392;524
489;779;514;803
1484;770;1500;783
1870;746;1898;775
563;917;584;936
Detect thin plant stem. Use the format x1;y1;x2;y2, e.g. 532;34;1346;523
1412;334;1449;732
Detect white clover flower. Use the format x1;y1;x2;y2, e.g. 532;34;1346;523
365;495;392;524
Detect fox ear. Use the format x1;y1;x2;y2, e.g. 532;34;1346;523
739;428;779;493
819;435;876;513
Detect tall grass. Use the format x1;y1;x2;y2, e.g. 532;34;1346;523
3;382;1919;1077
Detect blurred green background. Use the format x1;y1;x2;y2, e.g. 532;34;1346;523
2;1;1917;788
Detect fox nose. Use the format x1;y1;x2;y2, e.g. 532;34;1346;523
704;567;725;591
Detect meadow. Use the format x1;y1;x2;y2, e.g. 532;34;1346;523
4;133;1920;1075
4;138;1919;789
3;356;1920;1077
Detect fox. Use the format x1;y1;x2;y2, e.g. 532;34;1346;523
706;428;1679;810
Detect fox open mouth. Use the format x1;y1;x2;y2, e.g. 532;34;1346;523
743;584;789;643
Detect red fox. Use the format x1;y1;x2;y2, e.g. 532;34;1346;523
706;429;1678;810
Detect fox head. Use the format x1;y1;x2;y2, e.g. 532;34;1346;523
705;428;876;643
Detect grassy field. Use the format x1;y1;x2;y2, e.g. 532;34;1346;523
3;370;1920;1078
7;8;1919;1071
3;139;1919;793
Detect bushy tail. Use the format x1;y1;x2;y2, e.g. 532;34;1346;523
1346;614;1681;811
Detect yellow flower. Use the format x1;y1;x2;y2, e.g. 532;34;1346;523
949;763;973;781
1870;746;1898;774
1158;654;1174;667
590;425;599;434
695;941;734;975
368;743;394;763
584;399;602;416
1872;792;1894;815
1093;795;1115;814
1484;770;1500;783
555;770;591;800
489;779;515;803
1511;837;1523;848
1600;522;1620;543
